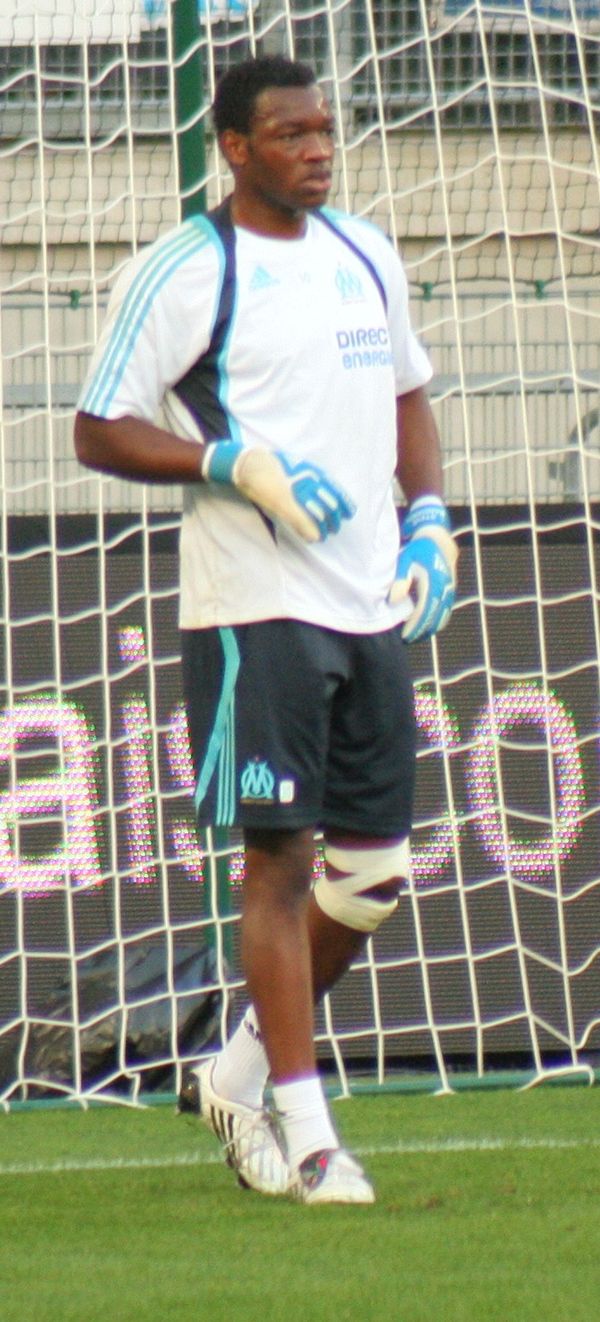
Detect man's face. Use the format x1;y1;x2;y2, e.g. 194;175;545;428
229;83;336;216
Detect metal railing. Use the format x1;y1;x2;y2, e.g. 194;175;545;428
1;287;599;511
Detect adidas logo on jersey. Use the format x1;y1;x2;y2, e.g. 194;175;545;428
249;265;279;292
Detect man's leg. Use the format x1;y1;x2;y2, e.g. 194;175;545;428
206;839;368;1118
213;829;407;1100
197;828;406;1202
239;826;342;1175
185;821;321;1196
240;826;317;1082
217;829;406;1196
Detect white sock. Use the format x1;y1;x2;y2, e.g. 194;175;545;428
272;1075;339;1171
211;1006;270;1108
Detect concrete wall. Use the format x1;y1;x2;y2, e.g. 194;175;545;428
2;128;599;511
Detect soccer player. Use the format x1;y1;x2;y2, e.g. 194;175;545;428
74;55;457;1205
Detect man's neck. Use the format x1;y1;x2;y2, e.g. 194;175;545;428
230;195;308;239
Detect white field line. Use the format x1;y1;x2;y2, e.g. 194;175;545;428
1;1134;600;1177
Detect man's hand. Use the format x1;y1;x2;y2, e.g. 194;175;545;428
389;496;458;642
202;441;355;543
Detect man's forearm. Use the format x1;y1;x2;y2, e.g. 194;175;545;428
395;386;444;503
74;412;205;485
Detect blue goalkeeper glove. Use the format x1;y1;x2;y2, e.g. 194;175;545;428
389;496;458;643
202;441;355;543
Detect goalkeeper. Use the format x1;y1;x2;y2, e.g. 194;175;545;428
74;55;458;1205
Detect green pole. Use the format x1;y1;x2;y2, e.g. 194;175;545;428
172;0;206;218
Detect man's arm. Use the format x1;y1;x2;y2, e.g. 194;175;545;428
390;385;458;642
74;412;354;543
395;385;443;502
74;412;205;484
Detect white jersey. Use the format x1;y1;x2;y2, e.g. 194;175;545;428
79;206;433;633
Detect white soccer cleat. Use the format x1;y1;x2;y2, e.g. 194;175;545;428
191;1058;290;1197
291;1147;375;1205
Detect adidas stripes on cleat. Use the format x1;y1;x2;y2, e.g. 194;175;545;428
181;1058;290;1197
291;1148;375;1205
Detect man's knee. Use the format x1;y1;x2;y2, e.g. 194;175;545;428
314;838;410;933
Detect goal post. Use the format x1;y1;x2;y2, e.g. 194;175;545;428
1;0;600;1105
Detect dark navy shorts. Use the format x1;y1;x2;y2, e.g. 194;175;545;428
181;619;416;836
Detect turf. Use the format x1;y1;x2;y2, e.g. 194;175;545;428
1;1085;600;1321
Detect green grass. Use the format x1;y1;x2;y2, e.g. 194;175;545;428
1;1086;600;1321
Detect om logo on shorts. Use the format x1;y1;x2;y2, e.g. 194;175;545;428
240;758;276;803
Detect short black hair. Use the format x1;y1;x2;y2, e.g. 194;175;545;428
212;56;317;136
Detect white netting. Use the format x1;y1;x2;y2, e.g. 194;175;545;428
1;0;599;1104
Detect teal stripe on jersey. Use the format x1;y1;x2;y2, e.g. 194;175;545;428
213;251;242;445
81;218;211;417
194;627;240;822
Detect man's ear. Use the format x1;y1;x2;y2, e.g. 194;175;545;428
219;129;249;168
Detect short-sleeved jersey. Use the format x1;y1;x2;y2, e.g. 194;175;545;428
78;205;433;633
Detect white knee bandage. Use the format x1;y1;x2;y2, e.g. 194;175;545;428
314;838;411;933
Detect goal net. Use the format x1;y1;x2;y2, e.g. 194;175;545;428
1;0;599;1104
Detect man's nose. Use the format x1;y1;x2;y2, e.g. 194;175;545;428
303;131;334;159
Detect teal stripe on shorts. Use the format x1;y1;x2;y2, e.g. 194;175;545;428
194;627;240;828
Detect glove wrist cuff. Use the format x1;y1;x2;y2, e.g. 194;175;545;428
404;494;450;537
202;440;243;484
409;493;445;513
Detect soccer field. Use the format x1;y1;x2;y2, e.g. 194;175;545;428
1;1085;599;1322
